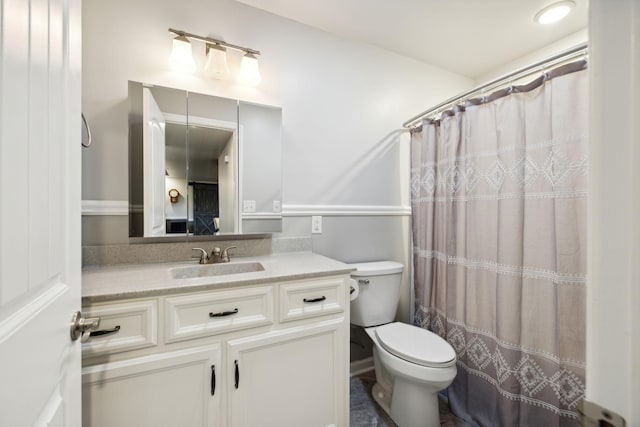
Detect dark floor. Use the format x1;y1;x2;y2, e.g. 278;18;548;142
350;371;468;427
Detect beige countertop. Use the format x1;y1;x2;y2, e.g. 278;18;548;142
82;252;355;303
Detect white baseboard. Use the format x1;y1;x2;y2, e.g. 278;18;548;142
350;356;375;377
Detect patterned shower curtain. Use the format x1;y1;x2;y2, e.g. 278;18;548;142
410;61;588;426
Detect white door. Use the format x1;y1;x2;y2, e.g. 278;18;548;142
143;87;167;237
587;1;640;424
0;0;82;426
217;135;237;233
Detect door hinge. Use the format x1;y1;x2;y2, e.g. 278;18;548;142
578;399;626;427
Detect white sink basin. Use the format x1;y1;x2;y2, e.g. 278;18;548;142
170;262;265;279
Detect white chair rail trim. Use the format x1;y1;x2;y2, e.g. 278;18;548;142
282;204;411;217
81;200;412;217
82;200;129;216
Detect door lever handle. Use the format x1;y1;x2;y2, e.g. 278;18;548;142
70;311;100;342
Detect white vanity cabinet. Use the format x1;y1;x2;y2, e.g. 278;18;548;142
81;274;350;427
225;276;350;427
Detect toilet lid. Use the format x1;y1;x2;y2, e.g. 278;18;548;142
375;322;456;368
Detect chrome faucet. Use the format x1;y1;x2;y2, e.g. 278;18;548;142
192;246;237;264
220;246;237;263
192;248;211;264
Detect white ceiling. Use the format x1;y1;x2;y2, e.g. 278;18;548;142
234;0;587;79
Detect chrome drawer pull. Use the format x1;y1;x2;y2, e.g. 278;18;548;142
89;325;121;338
209;308;239;318
303;296;326;303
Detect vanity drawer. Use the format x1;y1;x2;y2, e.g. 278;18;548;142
82;300;158;357
165;286;274;343
279;277;346;322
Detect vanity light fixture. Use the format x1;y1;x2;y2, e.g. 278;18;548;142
204;44;230;80
239;52;261;86
168;35;196;73
168;28;261;85
534;1;575;25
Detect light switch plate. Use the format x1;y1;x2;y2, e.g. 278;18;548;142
311;216;322;234
243;200;256;213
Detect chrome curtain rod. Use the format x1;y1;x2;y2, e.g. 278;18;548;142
168;28;260;56
403;42;588;128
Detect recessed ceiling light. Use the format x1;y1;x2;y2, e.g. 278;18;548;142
534;1;575;25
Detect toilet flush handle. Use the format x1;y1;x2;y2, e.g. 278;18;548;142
358;279;370;285
349;279;359;301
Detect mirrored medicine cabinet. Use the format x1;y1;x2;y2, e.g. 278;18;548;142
128;81;283;239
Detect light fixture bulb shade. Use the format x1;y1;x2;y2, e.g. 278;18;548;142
204;44;230;80
534;1;575;24
239;53;261;86
169;35;196;73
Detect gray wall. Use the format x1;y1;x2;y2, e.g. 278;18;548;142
81;0;473;328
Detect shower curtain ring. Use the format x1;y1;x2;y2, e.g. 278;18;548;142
541;65;550;81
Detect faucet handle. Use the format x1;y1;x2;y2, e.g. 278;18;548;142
191;248;209;264
220;246;237;262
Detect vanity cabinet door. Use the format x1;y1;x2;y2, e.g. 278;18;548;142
82;345;221;427
227;319;348;427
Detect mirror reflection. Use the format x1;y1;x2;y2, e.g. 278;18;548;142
128;81;283;238
128;82;239;237
166;122;236;235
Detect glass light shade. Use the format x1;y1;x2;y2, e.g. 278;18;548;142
239;53;261;86
169;35;196;73
204;44;230;80
534;1;574;24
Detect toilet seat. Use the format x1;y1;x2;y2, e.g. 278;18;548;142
349;261;404;277
375;322;456;368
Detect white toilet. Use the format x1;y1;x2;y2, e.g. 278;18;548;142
349;261;457;427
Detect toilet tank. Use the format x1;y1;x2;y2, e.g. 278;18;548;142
348;261;404;327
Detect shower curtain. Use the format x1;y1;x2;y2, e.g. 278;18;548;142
410;61;587;426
